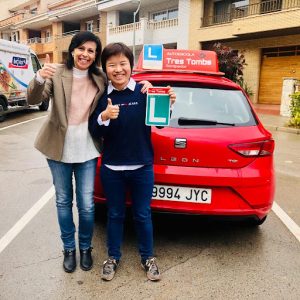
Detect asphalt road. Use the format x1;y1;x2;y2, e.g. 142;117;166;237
0;109;299;300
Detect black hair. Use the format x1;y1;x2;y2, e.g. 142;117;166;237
66;31;102;76
101;42;134;74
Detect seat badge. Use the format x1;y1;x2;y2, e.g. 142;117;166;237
175;138;187;149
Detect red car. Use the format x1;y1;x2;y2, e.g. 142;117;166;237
94;47;275;225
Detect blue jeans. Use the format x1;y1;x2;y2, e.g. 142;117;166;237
47;158;97;251
100;164;154;261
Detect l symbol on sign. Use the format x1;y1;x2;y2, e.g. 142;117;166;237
149;97;166;123
148;47;157;59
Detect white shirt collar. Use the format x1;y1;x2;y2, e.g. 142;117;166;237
107;78;136;94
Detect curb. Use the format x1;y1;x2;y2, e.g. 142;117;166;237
264;124;300;135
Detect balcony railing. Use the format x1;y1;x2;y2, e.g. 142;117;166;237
18;28;102;45
26;37;53;44
148;18;178;29
109;23;140;34
0;14;23;28
203;0;300;26
109;18;178;35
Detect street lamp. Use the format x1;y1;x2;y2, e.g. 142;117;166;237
132;0;141;61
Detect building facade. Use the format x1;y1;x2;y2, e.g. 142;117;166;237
0;0;299;105
0;0;189;64
96;0;190;58
189;0;300;104
0;0;106;64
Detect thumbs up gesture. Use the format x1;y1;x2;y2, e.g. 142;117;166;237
101;98;120;121
39;54;57;80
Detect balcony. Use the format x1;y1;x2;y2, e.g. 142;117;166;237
200;0;300;42
107;17;179;46
54;29;102;53
203;0;300;27
0;14;24;29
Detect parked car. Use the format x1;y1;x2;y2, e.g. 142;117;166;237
93;46;275;225
0;39;49;122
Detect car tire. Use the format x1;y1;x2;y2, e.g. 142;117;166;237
0;114;5;122
248;215;267;226
39;100;49;111
0;97;8;122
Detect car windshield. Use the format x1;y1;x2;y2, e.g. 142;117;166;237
168;86;256;128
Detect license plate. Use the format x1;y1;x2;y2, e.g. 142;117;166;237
152;184;211;204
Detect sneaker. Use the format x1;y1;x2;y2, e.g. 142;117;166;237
101;257;119;281
141;257;161;281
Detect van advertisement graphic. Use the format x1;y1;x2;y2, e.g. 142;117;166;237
0;61;25;98
9;56;28;69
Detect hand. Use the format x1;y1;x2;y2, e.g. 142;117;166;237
101;98;120;121
38;54;57;80
167;86;176;105
140;80;153;94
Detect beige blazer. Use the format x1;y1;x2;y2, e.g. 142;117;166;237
27;65;106;161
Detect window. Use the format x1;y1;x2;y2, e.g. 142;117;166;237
151;8;178;21
119;11;134;25
260;0;282;14
263;46;300;57
30;8;37;15
11;31;19;42
233;0;249;7
151;83;255;128
45;30;51;42
31;54;41;73
213;1;232;24
86;21;93;32
233;0;249;18
169;86;253;126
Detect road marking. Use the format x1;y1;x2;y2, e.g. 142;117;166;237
272;201;300;243
0;190;299;254
0;187;55;254
0;115;47;132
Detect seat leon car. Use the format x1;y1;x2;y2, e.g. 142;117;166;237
93;46;275;225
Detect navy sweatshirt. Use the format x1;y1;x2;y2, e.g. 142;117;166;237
89;83;154;166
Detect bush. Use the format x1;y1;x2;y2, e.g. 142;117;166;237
289;92;300;128
238;78;253;97
211;42;253;97
211;42;246;83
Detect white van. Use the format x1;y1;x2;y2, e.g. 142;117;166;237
0;39;49;121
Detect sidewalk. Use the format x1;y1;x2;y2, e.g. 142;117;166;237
253;104;300;135
257;114;300;134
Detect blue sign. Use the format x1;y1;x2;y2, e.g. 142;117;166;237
143;45;163;61
143;45;163;70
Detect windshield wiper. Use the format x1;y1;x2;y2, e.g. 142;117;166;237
178;117;235;126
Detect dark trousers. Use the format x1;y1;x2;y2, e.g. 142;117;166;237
100;164;154;261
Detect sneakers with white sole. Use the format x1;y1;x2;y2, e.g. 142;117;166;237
101;257;119;281
141;257;161;281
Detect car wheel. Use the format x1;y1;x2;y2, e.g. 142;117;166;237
39;100;49;111
0;97;8;122
248;215;267;226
